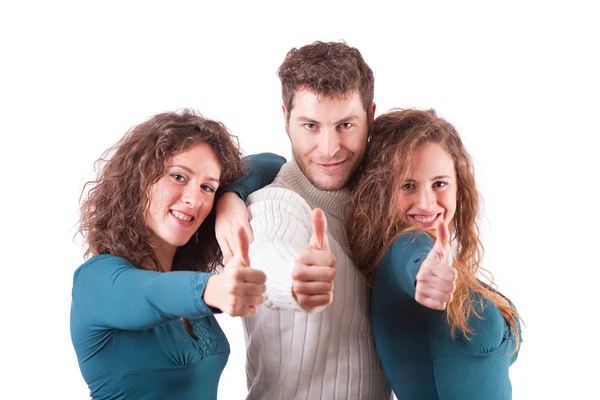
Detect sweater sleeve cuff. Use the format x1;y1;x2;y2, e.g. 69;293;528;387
251;243;305;312
191;272;220;315
226;153;286;202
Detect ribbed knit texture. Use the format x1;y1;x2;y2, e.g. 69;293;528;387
244;160;392;400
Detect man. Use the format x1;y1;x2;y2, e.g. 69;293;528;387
217;41;391;399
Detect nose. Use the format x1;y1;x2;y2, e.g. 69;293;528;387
318;128;341;158
181;185;203;209
416;187;435;211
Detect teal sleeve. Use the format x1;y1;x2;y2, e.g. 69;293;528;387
385;232;434;298
72;255;215;330
227;152;286;201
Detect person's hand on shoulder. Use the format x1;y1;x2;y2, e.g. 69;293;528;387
415;220;457;311
204;227;266;317
292;208;336;312
215;192;253;263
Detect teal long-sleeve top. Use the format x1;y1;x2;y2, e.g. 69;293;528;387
370;232;521;400
70;153;285;400
70;255;228;400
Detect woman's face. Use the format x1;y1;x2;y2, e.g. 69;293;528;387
397;141;457;229
146;142;222;255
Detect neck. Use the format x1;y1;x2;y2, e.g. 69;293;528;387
280;159;351;219
152;240;176;272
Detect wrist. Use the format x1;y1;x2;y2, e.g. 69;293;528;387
203;274;223;311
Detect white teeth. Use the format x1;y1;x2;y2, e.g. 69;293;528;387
171;210;193;222
413;214;437;223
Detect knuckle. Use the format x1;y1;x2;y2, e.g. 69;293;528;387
298;294;309;307
295;249;308;262
257;271;267;282
293;282;303;293
294;267;309;280
230;297;239;309
232;269;244;280
327;269;336;280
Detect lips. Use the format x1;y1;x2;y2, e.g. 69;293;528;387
169;209;196;227
314;159;346;172
409;213;442;227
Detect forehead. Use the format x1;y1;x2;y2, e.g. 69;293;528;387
170;142;222;177
291;89;366;122
410;142;455;176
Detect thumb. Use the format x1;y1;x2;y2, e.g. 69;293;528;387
434;218;452;264
235;226;250;267
308;208;327;250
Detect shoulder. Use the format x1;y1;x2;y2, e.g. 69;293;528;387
248;187;312;219
247;187;314;243
247;152;287;165
379;231;434;269
390;231;434;254
73;254;135;284
248;186;310;207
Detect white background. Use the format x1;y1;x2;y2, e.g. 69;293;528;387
1;1;598;399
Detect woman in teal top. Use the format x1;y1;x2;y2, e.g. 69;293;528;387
71;109;284;400
348;109;523;400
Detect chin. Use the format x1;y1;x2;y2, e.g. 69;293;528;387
167;236;195;248
313;178;347;191
309;171;351;191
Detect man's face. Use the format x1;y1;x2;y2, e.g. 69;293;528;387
284;89;374;191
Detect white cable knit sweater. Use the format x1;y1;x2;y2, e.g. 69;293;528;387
243;160;391;400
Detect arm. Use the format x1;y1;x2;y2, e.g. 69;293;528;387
216;153;286;260
227;152;286;202
72;255;216;330
387;223;457;310
385;232;434;299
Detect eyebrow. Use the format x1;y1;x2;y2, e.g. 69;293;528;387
405;175;453;182
296;116;319;124
296;115;360;125
333;115;360;125
168;164;220;183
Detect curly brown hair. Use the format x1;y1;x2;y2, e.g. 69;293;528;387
78;109;245;272
278;41;375;121
348;109;521;348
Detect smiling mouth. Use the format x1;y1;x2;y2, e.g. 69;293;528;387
409;213;442;226
170;210;195;222
315;160;346;169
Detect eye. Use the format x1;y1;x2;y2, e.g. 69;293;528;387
201;184;217;193
171;174;187;183
433;181;448;189
339;122;353;129
304;123;317;131
402;182;415;191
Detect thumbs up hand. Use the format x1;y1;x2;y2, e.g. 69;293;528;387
203;227;267;317
415;220;457;311
292;208;336;312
